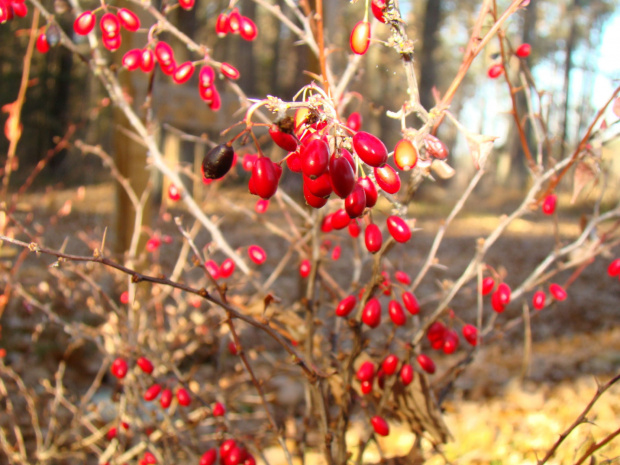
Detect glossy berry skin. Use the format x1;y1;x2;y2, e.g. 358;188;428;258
329;151;356;198
159;388;172;409
549;283;567;301
350;21;371;55
394;139;418;171
331;209;351;230
228;8;241;33
255;199;269;214
111;358;128;379
303;183;328;208
395;271;411;285
154;41;174;68
487;64;504;79
74;11;96;35
462;324;478;346
358;177;378;207
532;291;546;310
144;384;162;401
371;0;387;23
542;194;557;215
346;112;362;131
205;260;220;279
417;354;436;374
178;0;195;10
353;131;388;167
356;361;375;382
213;401;226;417
496;282;511;306
386;216;411;243
220;439;237;461
176;388;191;406
336;295;357;317
442;330;459;354
248;245;267;265
360;380;373;395
299;259;311;278
215;12;229;37
400;363;414;385
348;221;361;238
375;164;401;194
423;134;449;160
365;224;383;254
122;49;142;70
100;13;120;39
140;48;155;73
491;291;506;313
516;43;531;57
143;452;157;464
202;144;234;180
250;157;280;199
221;62;240;80
388;300;407;326
382;354;399;375
402;291;419;315
36;33;50;53
301;138;330;178
137;356;154;374
332;245;342;260
220;258;235;278
269;124;298;152
239;16;258;41
173;62;195;84
481;276;495;295
362;298;382;328
345;184;367;218
371;416;390;436
117;8;140;31
607;258;620;277
200;449;217;465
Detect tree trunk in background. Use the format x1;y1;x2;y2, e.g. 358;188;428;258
501;0;538;189
48;47;73;171
238;0;257;96
418;0;442;111
560;0;579;159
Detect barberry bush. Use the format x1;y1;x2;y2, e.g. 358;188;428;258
1;0;620;464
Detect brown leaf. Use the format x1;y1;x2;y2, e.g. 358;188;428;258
467;133;497;170
571;160;598;204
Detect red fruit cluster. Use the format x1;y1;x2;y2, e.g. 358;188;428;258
427;321;460;354
215;8;258;41
490;282;511;312
201;439;256;465
201;258;236;279
73;8;141;51
0;0;28;25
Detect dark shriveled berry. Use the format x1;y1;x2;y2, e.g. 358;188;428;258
202;144;234;179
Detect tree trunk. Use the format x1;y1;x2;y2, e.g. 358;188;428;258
560;0;580;159
418;0;442;111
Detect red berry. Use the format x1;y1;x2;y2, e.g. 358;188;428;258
371;416;389;436
442;330;459;354
213;401;226;417
532;291;546;310
178;0;194;10
356;361;375;382
496;282;511;305
269;124;298;152
117;8;140;31
358;177;378;207
176;387;191;406
199;65;216;88
200;449;217;465
146;236;161;252
248;245;267;265
353;131;388;167
220;62;240;80
487;64;504;79
120;291;129;304
321;213;334;232
106;426;117;440
225;446;245;465
542;194;557;215
402;291;420;315
144;384;162;401
143;451;157;464
331;209;351;230
111;358;128;379
382;354;399;375
374;164;401;194
12;2;28;18
607;258;620;277
417;354;436;374
303;183;328;208
140;48;155;73
36;33;50;53
386;216;411;243
220;258;235;278
220;439;237;460
491;291;506;313
154;41;174;67
301;138;330;178
481;276;495;295
285;151;302;172
345;184;367;218
346;112;362;131
100;12;120;39
242;154;258;171
239;16;258;41
549;283;567;301
243;456;256;465
427;322;446;346
255;198;269;214
228;341;238;355
167;183;181;201
336;295;357;317
331;245;341;260
350;21;371;55
228;8;241;33
394;271;411;285
362;298;382;328
329;150;356;198
137;356;154;374
215;12;229;36
173;61;195;84
159;388;172;409
205;259;220;279
365;224;383;254
371;0;387;23
462;324;478;346
348;220;361;238
250;157;280;199
515;43;531;57
360;380;373;394
388;300;407;326
423;134;449;160
304;172;332;198
394;139;418;171
74;11;96;35
299;259;311;278
400;363;414;385
122;49;142;71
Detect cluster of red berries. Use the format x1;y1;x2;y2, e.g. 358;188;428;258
480;276;512;313
215;7;258;41
0;0;27;24
200;439;256;465
356;355;414;397
73;8;140;51
487;42;532;78
531;283;568;310
110;356;192;409
145;234;173;253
